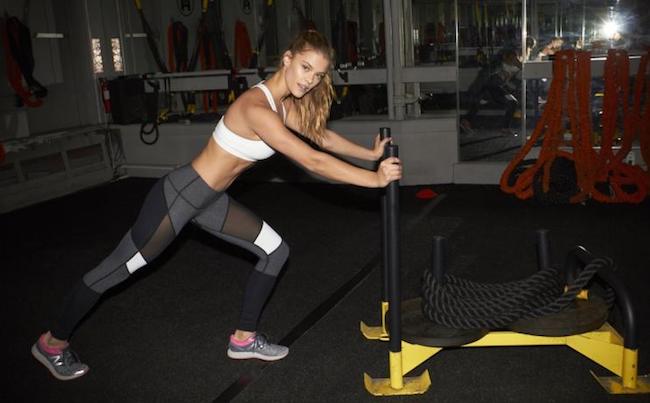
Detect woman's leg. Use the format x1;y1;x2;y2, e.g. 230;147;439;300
34;165;223;379
193;194;290;360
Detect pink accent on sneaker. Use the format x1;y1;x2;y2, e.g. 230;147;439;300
39;334;64;355
229;334;255;347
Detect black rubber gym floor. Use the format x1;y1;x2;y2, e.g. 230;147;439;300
2;175;649;402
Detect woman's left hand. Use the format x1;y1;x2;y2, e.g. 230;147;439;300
376;157;402;187
372;134;392;160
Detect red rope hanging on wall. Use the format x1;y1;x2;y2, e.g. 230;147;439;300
1;16;43;108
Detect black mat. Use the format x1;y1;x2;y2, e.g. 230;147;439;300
2;178;649;402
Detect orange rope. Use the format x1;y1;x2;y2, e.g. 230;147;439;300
570;51;598;202
500;50;573;200
500;49;650;203
589;50;648;203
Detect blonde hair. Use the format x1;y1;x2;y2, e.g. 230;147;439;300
283;30;335;145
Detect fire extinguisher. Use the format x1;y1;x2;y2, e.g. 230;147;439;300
99;78;111;113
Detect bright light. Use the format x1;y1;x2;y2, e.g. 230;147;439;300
602;20;619;39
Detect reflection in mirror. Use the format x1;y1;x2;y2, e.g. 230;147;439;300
458;0;522;67
458;0;524;161
251;1;386;68
420;82;458;113
523;1;650;145
411;0;457;65
328;0;385;68
329;85;388;120
525;74;636;151
527;0;650;57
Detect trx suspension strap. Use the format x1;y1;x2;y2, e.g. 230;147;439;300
205;0;232;71
249;0;275;69
134;0;168;73
167;20;188;72
209;0;234;107
167;19;194;113
290;0;311;37
182;0;210;116
188;0;208;72
332;3;347;67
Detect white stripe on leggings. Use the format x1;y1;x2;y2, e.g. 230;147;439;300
254;221;282;254
126;252;147;273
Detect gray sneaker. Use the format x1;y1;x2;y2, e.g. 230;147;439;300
227;334;289;361
31;340;89;380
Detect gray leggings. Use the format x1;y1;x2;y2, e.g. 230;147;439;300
50;164;289;340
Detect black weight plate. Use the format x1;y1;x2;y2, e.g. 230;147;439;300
397;298;489;347
508;295;609;336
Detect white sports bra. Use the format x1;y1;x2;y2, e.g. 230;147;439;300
212;82;285;161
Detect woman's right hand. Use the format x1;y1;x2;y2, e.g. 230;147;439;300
371;134;393;160
376;157;402;187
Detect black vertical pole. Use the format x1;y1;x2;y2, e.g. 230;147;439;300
386;144;401;353
379;127;391;302
432;236;447;282
536;229;550;271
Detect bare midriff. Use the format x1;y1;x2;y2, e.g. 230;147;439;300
191;138;255;191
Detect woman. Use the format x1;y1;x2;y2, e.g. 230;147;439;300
32;30;402;380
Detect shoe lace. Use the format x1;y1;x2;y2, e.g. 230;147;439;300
254;333;269;350
61;348;81;367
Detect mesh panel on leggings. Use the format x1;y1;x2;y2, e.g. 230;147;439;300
140;214;176;262
221;198;263;242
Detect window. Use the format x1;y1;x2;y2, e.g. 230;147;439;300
91;38;103;74
111;38;124;72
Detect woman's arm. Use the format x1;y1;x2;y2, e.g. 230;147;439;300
320;129;390;161
246;106;401;188
282;99;389;161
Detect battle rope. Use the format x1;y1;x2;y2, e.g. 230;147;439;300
421;257;615;330
500;49;650;204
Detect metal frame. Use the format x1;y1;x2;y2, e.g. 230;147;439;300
361;224;650;396
393;325;650;395
362;149;649;394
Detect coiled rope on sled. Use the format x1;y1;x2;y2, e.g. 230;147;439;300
421;257;615;329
